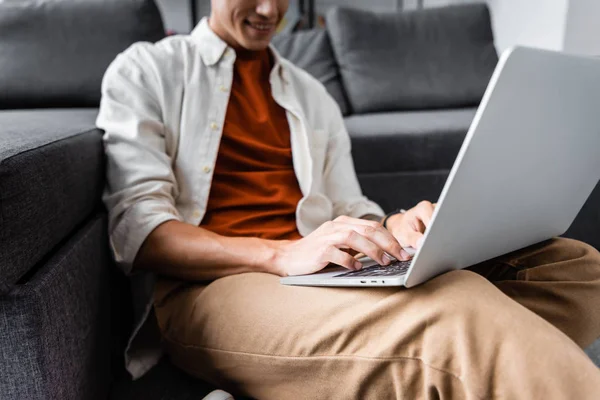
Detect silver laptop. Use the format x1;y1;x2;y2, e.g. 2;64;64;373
281;46;600;289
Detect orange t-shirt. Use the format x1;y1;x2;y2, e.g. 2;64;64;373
199;49;303;241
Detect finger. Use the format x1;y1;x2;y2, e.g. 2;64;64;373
326;220;407;262
413;201;436;228
329;218;396;239
351;223;407;261
328;229;391;265
410;217;426;234
320;219;376;236
402;230;425;249
326;247;363;271
334;215;383;227
335;222;406;263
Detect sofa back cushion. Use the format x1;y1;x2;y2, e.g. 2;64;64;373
0;0;165;109
326;4;498;114
272;29;351;116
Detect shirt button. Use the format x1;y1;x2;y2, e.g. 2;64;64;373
210;122;219;131
192;210;201;218
203;166;212;173
219;85;228;92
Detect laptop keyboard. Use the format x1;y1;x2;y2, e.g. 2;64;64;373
334;260;411;278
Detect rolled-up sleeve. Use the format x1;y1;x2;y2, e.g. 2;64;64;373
96;47;182;274
322;95;385;219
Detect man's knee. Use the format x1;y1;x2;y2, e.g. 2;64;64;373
419;269;510;321
551;237;599;256
508;238;600;281
560;239;600;275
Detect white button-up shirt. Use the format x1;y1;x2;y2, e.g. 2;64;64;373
97;18;383;273
96;18;384;378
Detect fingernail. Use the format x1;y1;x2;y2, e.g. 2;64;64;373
382;253;393;265
354;261;363;270
400;249;411;261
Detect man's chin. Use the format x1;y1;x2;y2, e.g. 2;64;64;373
239;39;272;51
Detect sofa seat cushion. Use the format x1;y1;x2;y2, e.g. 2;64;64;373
346;108;477;174
327;4;497;114
0;109;103;293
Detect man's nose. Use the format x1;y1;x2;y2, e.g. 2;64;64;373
256;0;278;19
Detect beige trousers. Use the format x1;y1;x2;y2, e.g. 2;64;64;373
154;238;600;399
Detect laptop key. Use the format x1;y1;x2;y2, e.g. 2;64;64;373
334;260;411;278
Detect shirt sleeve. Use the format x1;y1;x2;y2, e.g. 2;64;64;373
96;46;182;274
322;94;385;220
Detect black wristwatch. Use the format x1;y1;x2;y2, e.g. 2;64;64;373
382;208;406;229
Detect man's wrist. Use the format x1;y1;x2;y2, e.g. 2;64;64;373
260;238;289;276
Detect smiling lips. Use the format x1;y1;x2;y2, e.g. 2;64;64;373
246;20;275;34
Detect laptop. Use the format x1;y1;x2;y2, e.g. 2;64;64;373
281;46;600;289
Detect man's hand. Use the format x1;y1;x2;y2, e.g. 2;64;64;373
385;201;436;250
272;216;411;277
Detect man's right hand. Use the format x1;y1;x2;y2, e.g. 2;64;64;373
272;216;411;277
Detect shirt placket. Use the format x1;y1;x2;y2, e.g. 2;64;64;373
270;68;314;197
193;50;235;223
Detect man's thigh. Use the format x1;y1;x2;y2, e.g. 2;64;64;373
153;269;566;398
467;237;600;280
467;237;600;346
155;238;600;358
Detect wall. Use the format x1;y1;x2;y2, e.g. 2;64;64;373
157;0;600;56
155;0;192;32
564;0;600;55
422;0;569;54
426;0;600;56
484;0;569;54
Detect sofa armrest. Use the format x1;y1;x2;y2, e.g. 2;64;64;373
0;214;112;399
0;109;104;293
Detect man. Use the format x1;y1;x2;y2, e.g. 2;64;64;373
97;0;600;398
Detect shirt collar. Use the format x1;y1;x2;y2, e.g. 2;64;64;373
191;18;229;66
191;17;288;83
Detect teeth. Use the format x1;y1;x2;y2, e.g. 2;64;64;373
251;23;270;30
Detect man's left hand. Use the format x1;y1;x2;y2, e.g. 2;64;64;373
385;201;437;250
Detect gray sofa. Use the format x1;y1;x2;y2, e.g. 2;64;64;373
0;1;598;399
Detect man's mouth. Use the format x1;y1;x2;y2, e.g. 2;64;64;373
245;20;275;34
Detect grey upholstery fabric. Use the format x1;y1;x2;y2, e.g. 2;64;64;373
272;29;351;115
327;4;498;114
565;183;600;251
345;108;477;174
0;0;165;109
0;214;111;399
585;338;600;367
0;109;104;293
358;170;450;213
